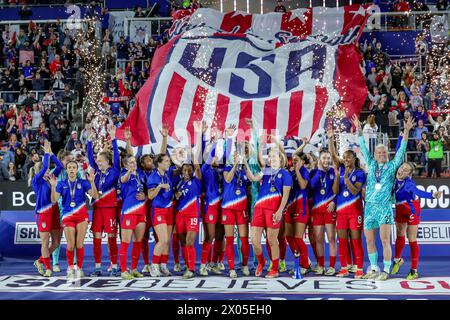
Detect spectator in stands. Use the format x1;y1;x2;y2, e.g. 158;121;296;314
101;29;113;57
428;114;449;133
36;58;50;79
22;91;37;109
61;59;73;83
396;90;408;113
30;103;43;129
49;54;62;76
100;7;110;34
65;130;79;152
7;161;19;181
134;6;146;18
274;1;287;12
32;72;45;91
363;114;378;154
0;69;15;102
436;0;448;11
372;94;390;134
49;117;65;154
413;105;427;124
378;73;392;95
18;5;32;21
416;131;429;175
427;131;445;177
52;70;65;90
413;119;429;144
393;0;410;29
14;146;26;179
116;36;128;71
0;142;13;181
367;66;378;89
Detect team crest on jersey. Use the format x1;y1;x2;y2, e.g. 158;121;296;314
77;184;81;189
330;175;334;179
188;181;192;186
157;216;162;222
42;222;46;228
222;216;226;221
126;220;130;226
277;174;282;178
209;215;213;221
352;176;356;182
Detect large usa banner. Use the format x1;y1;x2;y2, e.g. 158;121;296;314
117;5;370;148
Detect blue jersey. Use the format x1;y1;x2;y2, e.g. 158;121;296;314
87;139;120;207
288;166;310;214
147;170;173;208
255;168;292;210
336;164;366;215
32;153;63;215
395;177;433;215
201;163;222;206
120;169;147;216
310;168;336;213
56;179;92;218
175;177;201;216
222;164;249;211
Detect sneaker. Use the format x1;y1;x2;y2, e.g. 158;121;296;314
406;269;419;280
159;264;172;276
141;264;150;274
279;260;287;272
310;264;318;273
76;269;84;279
265;270;279;278
173;263;182;273
229;269;238;279
211;265;222;275
149;264;162;277
182;270;195;279
205;263;212;272
131;269;144;278
217;262;225;271
300;265;312;275
288;269;295;275
33;260;44;275
67;268;75;281
107;264;113;273
336;269;350;277
349;265;357;273
324;267;336;276
376;271;390;281
362;269;379;280
199;264;208;276
391;258;404;275
267;261;273;272
121;271;135;280
90;268;102;277
43;269;52;277
52;264;61;273
242;266;250;276
110;267;119;277
255;260;266;277
315;266;325;275
354;269;364;279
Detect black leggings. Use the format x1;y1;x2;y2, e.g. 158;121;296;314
427;159;442;178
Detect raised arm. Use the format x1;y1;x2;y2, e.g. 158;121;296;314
51;153;64;177
353;114;374;166
49;175;60;204
86;168;100;200
160;126;168;155
109;125;120;171
243;157;262;182
124;127;134;157
86;130;99;172
392;117;414;169
327;129;341;166
35;152;50;182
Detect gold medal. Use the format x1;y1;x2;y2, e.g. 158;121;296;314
320;189;326;195
70;201;76;208
343;191;349;198
270;186;276;193
235;189;241;196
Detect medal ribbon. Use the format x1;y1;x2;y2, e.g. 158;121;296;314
69;179;77;205
270;168;281;192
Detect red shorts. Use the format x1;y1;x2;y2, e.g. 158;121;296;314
336;212;363;230
285;202;310;224
203;202;221;224
121;214;146;230
395;212;420;225
176;214;199;234
251;206;281;229
221;208;249;226
36;204;61;232
312;210;336;226
62;207;89;229
91;206;118;234
152;207;174;227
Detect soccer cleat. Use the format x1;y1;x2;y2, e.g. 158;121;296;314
267;261;273;272
110;268;120;277
315;266;325;275
141;264;150;274
211;265;222;275
217;262;225;271
349;265;357;273
121;271;135;280
67;268;75;281
173;263;182;273
52;264;61;273
149;264;162;277
34;260;44;275
354;269;364;279
90;268;102;277
376;271;390;281
336;269;350;277
242;266;250;276
325;267;336;276
131;269;144;278
182;270;195;279
265;270;279;278
362;270;379;280
159;264;172;276
229;269;238;279
300;265;312;275
406;269;419;280
76;269;84;279
391;258;404;275
43;269;52;277
279;260;287;273
199;264;208;276
255;259;266;277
